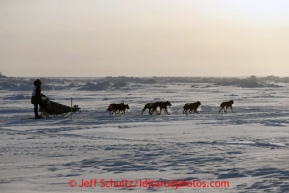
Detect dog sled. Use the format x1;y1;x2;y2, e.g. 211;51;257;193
39;96;80;118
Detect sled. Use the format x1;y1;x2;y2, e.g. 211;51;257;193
39;96;80;118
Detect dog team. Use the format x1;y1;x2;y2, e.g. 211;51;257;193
107;100;234;115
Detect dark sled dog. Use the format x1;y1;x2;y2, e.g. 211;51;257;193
183;101;201;114
149;101;172;115
141;102;155;115
107;103;130;115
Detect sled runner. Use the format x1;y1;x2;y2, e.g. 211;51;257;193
39;96;80;118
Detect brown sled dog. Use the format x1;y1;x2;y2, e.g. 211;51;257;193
219;100;234;113
183;101;201;114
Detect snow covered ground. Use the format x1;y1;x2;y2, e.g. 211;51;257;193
1;76;289;193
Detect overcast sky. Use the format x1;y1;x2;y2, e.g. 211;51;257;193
1;0;289;77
